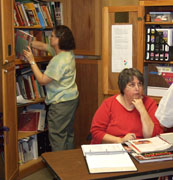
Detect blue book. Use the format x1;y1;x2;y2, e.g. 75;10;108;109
34;3;45;28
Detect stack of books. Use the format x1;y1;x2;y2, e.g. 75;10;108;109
125;132;173;163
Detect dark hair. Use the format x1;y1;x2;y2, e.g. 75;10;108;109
54;25;75;50
118;68;144;95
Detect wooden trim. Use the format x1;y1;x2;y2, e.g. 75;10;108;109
140;0;173;6
18;157;45;179
102;7;109;95
108;6;138;12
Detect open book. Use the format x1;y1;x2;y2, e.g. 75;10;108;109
81;143;137;174
126;133;173;155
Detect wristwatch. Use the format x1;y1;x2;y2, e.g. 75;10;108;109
30;61;36;65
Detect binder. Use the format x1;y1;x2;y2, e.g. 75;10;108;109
81;143;137;173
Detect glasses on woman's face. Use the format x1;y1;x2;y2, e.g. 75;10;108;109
127;82;143;89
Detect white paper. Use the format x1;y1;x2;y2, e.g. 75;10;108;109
112;25;132;72
81;143;137;173
17;95;34;104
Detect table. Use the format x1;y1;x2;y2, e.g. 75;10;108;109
41;148;173;180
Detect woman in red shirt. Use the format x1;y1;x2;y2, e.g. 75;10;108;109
90;68;163;144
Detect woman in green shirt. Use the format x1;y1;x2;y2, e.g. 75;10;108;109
24;25;79;151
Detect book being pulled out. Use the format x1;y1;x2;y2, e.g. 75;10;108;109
15;30;33;61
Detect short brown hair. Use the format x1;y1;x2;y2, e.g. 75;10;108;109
118;68;144;95
54;25;75;50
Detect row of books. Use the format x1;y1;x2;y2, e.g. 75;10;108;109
18;135;38;164
145;27;173;61
15;29;52;61
18;131;51;164
16;67;46;103
14;1;63;28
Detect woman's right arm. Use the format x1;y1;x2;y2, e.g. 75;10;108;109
102;133;136;144
31;40;48;51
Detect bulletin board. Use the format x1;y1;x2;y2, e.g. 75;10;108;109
102;6;141;95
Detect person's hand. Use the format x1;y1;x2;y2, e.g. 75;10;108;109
23;46;35;65
122;133;136;143
131;98;145;113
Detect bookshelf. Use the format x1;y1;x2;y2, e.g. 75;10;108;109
138;0;173;103
1;0;102;179
14;0;63;178
0;0;65;179
102;1;173;104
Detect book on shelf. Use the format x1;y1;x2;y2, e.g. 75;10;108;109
40;4;53;27
147;64;173;97
14;2;25;26
34;3;46;28
18;135;38;164
18;106;46;132
126;133;173;155
81;143;137;174
26;103;46;131
15;30;34;61
20;3;31;26
18;111;40;131
23;2;41;27
54;2;63;25
27;109;46;131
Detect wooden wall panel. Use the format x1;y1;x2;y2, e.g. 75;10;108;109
70;0;101;55
74;59;99;148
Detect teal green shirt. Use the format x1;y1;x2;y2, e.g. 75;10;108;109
44;46;79;105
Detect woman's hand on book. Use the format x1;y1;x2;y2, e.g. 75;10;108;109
23;46;35;65
122;133;136;143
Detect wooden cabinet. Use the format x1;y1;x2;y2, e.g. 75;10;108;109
102;6;141;95
0;0;18;179
138;0;173;103
1;63;18;180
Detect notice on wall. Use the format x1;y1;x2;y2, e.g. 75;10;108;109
112;25;132;72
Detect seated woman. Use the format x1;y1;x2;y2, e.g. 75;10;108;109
90;68;163;144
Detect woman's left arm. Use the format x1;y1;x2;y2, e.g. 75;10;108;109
132;98;154;138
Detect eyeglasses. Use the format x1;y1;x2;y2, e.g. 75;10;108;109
127;82;143;89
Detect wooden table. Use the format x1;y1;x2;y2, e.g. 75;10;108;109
41;148;173;180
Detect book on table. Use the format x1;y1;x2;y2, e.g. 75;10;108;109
125;133;173;163
81;143;137;174
129;149;173;163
